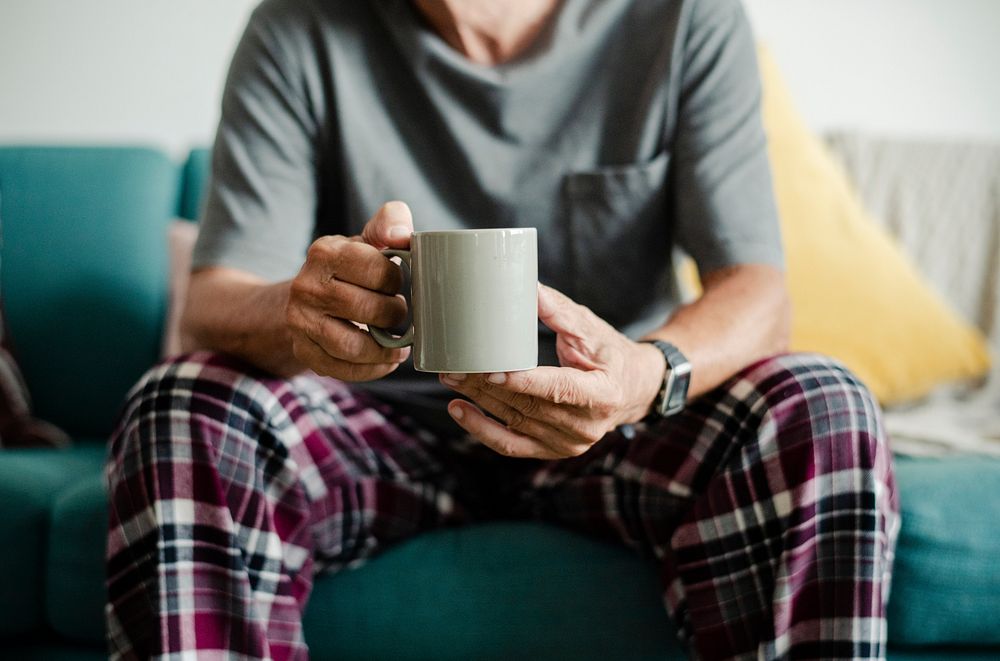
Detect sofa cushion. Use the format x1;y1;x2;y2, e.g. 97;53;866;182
888;455;1000;645
49;493;683;658
0;303;70;448
887;651;1000;661
41;454;1000;653
47;472;108;642
0;147;178;439
0;642;106;660
0;444;105;637
180;148;211;221
303;522;681;661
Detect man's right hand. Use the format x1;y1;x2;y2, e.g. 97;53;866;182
286;201;414;381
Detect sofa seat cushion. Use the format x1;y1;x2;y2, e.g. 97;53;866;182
303;522;681;661
0;444;105;637
888;455;1000;645
50;501;682;658
47;472;108;642
42;453;1000;653
0;642;107;660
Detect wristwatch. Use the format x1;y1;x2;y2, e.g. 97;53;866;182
641;340;692;418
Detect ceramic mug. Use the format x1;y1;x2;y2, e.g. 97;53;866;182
369;228;538;373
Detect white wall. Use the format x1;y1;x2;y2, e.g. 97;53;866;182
0;0;257;157
1;0;999;155
743;0;1000;141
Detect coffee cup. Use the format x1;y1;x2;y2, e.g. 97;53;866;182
369;228;538;373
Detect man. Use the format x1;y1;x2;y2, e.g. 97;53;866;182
105;0;899;659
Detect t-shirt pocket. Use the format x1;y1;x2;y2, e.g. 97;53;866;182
561;151;672;328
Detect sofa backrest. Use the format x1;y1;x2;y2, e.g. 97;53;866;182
0;146;179;440
180;148;212;221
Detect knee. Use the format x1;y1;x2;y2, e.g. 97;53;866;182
109;351;284;468
744;354;900;550
740;353;889;472
121;350;260;416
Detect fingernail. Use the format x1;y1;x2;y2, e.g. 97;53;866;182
487;372;507;384
441;373;465;385
449;403;464;421
388;226;409;239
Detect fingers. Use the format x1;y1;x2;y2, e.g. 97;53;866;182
290;222;416;380
441;369;582;423
440;372;613;448
306;236;404;294
361;201;414;249
288;307;410;364
446;400;566;460
293;335;404;382
454;366;604;407
452;387;591;457
292;274;407;329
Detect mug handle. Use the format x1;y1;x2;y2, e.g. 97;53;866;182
369;249;414;349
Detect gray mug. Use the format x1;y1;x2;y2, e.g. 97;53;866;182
370;228;538;373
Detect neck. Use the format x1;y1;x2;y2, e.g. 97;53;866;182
413;0;561;66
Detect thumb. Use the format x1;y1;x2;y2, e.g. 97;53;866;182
361;201;414;249
539;284;607;370
538;283;589;336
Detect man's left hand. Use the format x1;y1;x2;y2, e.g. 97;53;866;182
440;284;666;459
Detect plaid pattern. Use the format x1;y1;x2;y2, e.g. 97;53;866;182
527;354;899;659
106;351;898;660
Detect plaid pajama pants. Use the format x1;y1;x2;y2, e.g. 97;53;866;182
106;351;898;660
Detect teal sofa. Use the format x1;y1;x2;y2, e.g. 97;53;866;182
1;146;998;660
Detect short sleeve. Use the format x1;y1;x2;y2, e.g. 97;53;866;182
192;1;320;282
671;0;783;275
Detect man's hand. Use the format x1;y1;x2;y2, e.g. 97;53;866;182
439;284;666;459
286;201;414;381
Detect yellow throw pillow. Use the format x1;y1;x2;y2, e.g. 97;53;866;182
760;47;991;404
680;47;991;405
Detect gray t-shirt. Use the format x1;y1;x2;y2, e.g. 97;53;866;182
193;0;782;428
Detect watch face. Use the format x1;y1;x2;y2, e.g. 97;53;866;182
665;362;691;414
644;340;691;417
657;369;676;416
